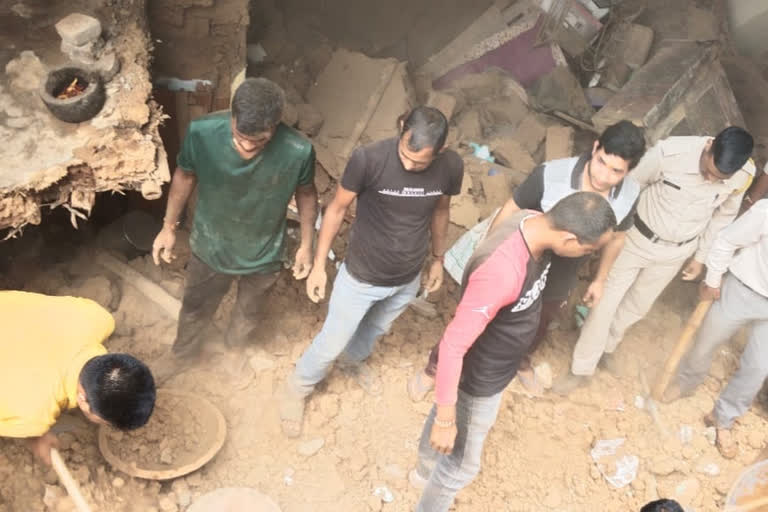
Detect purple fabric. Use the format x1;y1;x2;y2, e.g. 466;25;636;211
433;20;558;89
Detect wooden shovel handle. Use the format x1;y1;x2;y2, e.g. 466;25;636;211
50;448;93;512
652;300;713;401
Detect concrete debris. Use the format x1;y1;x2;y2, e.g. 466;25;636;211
545;126;574;161
618;24;654;70
592;42;746;143
530;67;594;122
418;3;508;79
296;103;324;137
454;110;483;142
55;13;102;47
511;114;546;155
282;102;299;127
426;90;457;121
487;136;535;174
449;173;482;230
308;49;408;179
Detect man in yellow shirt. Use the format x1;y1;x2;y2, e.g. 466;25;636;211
0;291;156;465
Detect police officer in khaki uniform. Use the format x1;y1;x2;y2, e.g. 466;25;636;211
554;126;755;394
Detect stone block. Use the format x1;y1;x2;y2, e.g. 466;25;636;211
426;90;457;121
55;13;102;46
512;114;546;154
545;126;574;161
296;103;323;137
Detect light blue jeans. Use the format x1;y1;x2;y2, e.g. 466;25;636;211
292;263;420;396
416;389;504;512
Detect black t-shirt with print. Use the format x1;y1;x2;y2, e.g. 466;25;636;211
341;138;464;286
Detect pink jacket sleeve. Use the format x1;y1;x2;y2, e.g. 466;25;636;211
434;234;529;405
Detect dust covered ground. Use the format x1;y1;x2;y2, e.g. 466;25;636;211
1;223;767;512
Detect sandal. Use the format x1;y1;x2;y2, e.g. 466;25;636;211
407;372;434;402
715;428;738;459
278;382;306;439
517;367;544;396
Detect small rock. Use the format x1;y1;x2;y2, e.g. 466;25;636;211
158;495;178;512
589;464;601;480
11;3;33;18
43;484;63;508
185;473;202;487
171;479;191;507
298;438;325;457
649;458;676;477
673;477;700;508
160;447;174;465
111;477;125;489
91;52;120;81
682;445;697;460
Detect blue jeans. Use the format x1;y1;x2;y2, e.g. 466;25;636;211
292;263;420;396
416;389;503;512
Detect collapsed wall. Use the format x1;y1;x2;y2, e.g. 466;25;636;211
0;0;168;237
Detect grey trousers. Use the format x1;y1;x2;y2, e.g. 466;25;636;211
676;274;768;428
415;390;503;512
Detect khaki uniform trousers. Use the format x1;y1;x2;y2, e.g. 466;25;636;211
571;227;695;376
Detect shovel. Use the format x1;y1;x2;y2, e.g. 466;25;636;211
652;299;713;401
51;448;93;512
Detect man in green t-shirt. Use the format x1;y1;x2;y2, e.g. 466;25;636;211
151;78;318;378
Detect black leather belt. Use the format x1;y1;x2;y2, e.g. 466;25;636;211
634;215;697;246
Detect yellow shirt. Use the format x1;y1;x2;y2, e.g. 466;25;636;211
0;291;114;437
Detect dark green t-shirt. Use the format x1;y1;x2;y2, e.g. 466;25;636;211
177;111;315;274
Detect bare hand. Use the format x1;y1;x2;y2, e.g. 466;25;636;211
583;279;604;307
292;245;313;280
152;227;177;265
699;282;721;301
430;421;458;455
26;432;59;466
306;267;327;303
425;259;444;293
681;260;704;281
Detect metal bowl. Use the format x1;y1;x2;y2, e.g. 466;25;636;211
98;389;227;480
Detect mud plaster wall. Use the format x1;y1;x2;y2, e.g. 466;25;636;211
150;0;249;107
0;0;168;236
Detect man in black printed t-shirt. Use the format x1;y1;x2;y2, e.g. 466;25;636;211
279;106;464;437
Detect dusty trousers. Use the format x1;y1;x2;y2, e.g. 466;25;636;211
172;253;279;358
